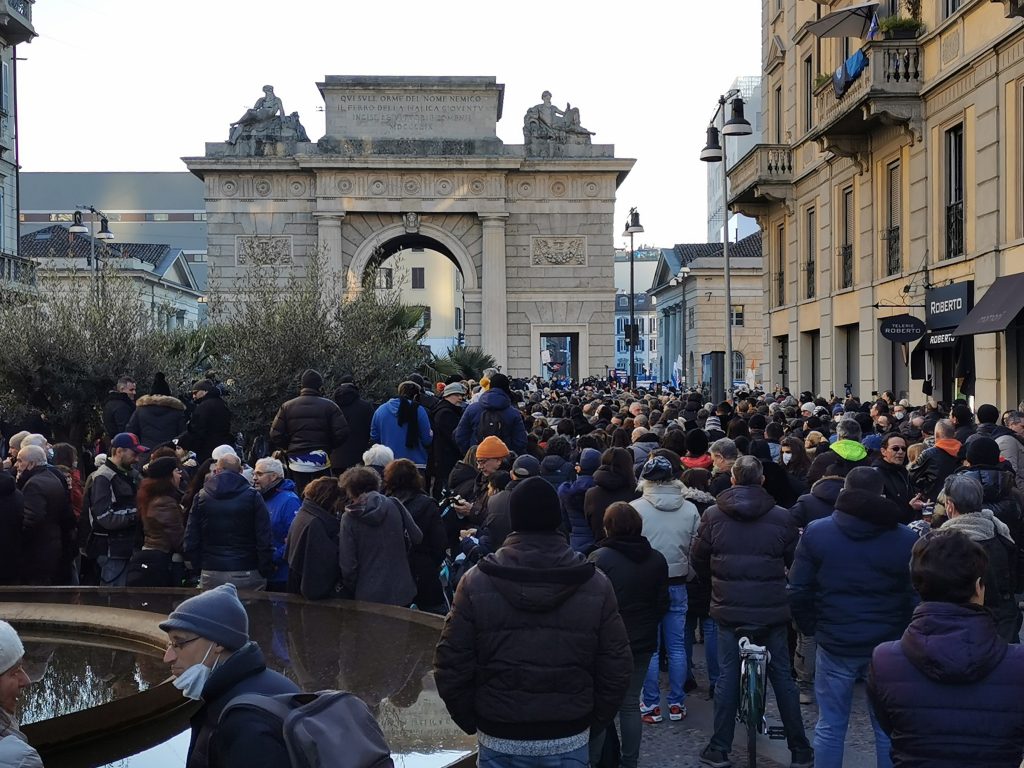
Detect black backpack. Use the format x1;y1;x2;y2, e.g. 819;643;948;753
477;408;505;442
220;690;394;768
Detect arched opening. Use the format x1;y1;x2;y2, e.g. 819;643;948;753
363;233;467;356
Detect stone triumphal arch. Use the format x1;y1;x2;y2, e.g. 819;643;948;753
184;76;634;378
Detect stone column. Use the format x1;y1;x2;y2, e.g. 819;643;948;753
313;211;345;276
479;213;509;369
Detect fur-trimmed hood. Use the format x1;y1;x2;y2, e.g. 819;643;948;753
135;394;186;411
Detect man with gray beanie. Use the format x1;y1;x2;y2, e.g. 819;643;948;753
0;620;43;767
160;583;297;768
435;476;632;766
788;466;917;768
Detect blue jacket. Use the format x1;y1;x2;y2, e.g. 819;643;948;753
869;602;1024;767
558;473;596;553
370;398;433;467
454;388;527;454
788;487;918;657
261;478;300;585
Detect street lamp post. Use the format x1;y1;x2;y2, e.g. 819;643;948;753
700;89;752;402
672;266;691;389
623;207;644;390
68;205;115;301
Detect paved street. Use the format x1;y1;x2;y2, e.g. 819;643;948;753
638;643;880;767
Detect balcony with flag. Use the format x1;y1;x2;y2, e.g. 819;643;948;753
0;0;35;45
727;144;793;219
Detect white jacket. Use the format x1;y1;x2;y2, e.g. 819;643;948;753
0;734;43;768
630;480;700;580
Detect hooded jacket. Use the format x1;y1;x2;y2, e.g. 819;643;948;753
259;479;301;584
790;476;844;529
454;388;528;455
583;466;640;544
102;390;135;439
392;490;448;609
179;390;233;464
286;498;340;600
630;481;700;582
909;439;962;501
558;472;597;553
807;439;870;486
126;394;188;450
330;383;374;472
953;463;1024;545
788;488;918;657
941;509;1021;642
691;484;798;628
338;491;423;606
270;388;350;456
434;532;632;740
976;422;1024;492
370;398;433;467
588;535;669;656
539;454;576;490
184;471;273;576
868;602;1024;768
629;439;660;477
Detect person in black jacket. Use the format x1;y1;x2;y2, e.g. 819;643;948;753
583;447;640;544
159;584;299;768
184;454;273;592
909;419;963;502
101;375;136;442
179;381;233;464
588;501;668;768
384;458;448;613
692;455;813;768
430;382;467;499
269;369;349;494
330;377;375;474
15;446;74;585
873;433;924;524
126;394;188;451
434;476;632;765
0;470;23;584
285;477;341;600
82;434;143;586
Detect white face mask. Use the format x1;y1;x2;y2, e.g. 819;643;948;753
172;643;219;700
782;453;793;465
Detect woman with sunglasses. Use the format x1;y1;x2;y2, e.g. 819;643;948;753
873;433;925;525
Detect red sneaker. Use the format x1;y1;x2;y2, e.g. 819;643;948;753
668;703;687;721
640;704;662;724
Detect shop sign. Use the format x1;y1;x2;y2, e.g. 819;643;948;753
925;282;973;329
879;313;926;343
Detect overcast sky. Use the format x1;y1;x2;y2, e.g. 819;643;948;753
17;1;761;248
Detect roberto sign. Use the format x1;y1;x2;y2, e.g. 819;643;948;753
925;282;973;329
879;313;926;343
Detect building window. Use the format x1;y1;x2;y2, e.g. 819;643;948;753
775;223;786;307
193;212;208;221
944;0;962;18
803;55;814;133
840;186;854;288
415;305;432;331
805;207;816;299
774;85;783;143
616;317;625;335
636;338;645;353
1;62;9;115
688;307;695;329
374;267;393;289
732;351;745;384
649;315;657;334
455;307;462;330
730;305;745;326
411;267;425;289
146;213;170;222
650;337;657;353
945;124;964;259
49;213;73;222
886;161;902;276
637;317;645;335
617;295;628;308
616;339;628;354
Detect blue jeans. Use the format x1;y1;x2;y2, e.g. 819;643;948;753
685;614;720;689
642;584;687;707
813;647;892;768
97;555;129;587
710;623;810;754
477;742;589;767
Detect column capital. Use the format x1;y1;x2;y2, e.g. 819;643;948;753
478;212;509;224
312;210;346;220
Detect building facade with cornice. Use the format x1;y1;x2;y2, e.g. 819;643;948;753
732;0;1024;405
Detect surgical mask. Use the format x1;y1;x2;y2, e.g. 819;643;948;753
782;453;793;465
894;412;906;421
172;643;219;700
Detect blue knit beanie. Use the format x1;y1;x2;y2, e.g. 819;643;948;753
159;584;249;650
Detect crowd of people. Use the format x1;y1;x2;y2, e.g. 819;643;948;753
3;369;1024;768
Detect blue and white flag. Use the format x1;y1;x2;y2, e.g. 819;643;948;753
867;12;879;40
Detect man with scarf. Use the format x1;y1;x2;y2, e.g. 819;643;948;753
370;381;434;471
0;620;43;767
910;418;962;502
788;467;918;768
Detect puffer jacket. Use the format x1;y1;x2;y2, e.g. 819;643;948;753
179;390;233;464
629;439;660;477
790;476;844;529
125;394;187;450
331;383;374;472
539;454;575;490
691;484;798;628
339;491;423;605
184;471;273;576
434;532;632;739
584;466;640;543
588;535;669;656
630;481;700;582
909;439;962;501
431;398;466;492
868;602;1024;768
370;398;433;467
454;388;528;454
558;473;597;553
807;439;870;486
977;422;1024;492
953;463;1024;546
788;488;918;657
270;388;350;455
101;390;135;439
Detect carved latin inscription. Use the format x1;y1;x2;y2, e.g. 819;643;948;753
531;236;587;266
235;235;293;266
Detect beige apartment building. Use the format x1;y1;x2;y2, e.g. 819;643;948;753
731;0;1024;406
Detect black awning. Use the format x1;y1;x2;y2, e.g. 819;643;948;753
953;273;1024;337
922;331;957;349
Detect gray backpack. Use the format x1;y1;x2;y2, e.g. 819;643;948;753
220;690;394;768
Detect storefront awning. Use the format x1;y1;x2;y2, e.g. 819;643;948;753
922;331;957;349
952;273;1024;337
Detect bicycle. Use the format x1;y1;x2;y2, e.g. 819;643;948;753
736;628;787;768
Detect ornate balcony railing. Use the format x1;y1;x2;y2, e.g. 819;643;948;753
775;265;786;307
885;226;902;276
945;201;964;259
0;0;35;44
728;144;793;209
839;245;854;289
805;256;816;300
0;252;35;286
